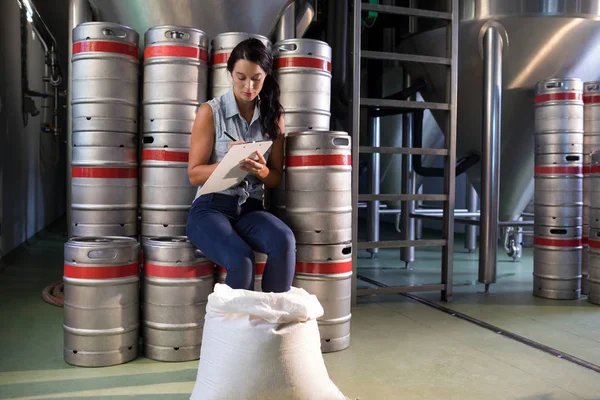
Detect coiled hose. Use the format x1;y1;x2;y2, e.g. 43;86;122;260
42;279;64;307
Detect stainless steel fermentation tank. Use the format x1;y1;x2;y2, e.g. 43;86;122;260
399;0;600;284
403;0;600;220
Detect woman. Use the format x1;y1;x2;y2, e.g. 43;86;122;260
186;38;295;293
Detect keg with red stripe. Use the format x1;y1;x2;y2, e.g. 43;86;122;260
589;151;600;230
285;131;352;244
210;32;271;99
72;22;139;134
63;237;140;367
143;26;208;134
534;78;583;134
215;252;267;292
71;147;138;237
582;82;600;294
587;228;600;305
533;224;582;299
141;134;196;238
533;152;583;226
588;151;600;304
142;237;214;362
273;39;332;132
292;243;352;353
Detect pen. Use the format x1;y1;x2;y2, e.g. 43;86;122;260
223;131;237;142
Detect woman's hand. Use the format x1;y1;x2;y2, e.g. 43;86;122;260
239;151;269;179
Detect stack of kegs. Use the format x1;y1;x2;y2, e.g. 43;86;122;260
285;131;352;352
270;39;333;221
583;82;600;295
587;151;600;305
140;26;209;240
71;22;140;237
533;78;583;300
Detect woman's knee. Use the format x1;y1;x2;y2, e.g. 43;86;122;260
222;246;255;289
223;246;255;272
269;224;296;252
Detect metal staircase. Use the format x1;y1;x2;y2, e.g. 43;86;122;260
350;0;459;303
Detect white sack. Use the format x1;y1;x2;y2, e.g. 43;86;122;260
190;283;348;400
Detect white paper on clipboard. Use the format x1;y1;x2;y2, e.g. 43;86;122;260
198;141;273;195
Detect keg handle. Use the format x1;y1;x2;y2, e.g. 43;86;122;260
277;43;298;53
102;28;128;38
565;155;580;162
545;81;564;89
87;249;118;260
332;137;350;147
587;83;600;91
549;229;567;235
165;30;190;40
596;231;600;238
341;246;352;255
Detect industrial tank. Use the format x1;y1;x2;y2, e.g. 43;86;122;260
402;0;600;221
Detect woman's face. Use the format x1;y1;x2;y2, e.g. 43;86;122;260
231;59;266;102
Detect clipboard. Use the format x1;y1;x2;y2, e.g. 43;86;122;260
198;141;273;195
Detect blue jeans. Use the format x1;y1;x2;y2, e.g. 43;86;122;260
186;193;296;292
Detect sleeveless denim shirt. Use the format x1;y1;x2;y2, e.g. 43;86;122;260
193;89;271;203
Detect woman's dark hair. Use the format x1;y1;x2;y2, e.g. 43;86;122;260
227;38;283;140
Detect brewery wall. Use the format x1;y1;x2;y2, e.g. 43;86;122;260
0;0;67;258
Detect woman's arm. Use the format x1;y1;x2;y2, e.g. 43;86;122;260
240;115;285;188
187;104;219;186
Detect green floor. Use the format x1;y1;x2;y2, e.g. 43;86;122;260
1;219;600;399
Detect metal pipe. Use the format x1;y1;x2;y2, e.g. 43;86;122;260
412;213;533;227
465;183;478;252
401;75;415;266
367;114;381;256
68;0;92;237
275;1;296;42
415;183;423;239
478;25;503;291
350;0;362;307
415;209;470;214
415;212;482;218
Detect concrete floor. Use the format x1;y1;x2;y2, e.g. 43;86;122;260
1;219;600;399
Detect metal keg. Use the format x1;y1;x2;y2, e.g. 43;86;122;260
210;32;271;99
285;131;352;244
72;131;137;148
534;78;583;134
72;22;139;134
142;237;214;362
293;243;352;353
72;101;139;134
588;228;600;305
583;226;589;295
533;224;582;300
533;152;583;226
534;132;583;155
63;237;140;367
273;39;332;132
269;172;287;221
143;26;208;134
141;134;196;237
588;151;600;229
215;252;267;292
71;147;138;237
